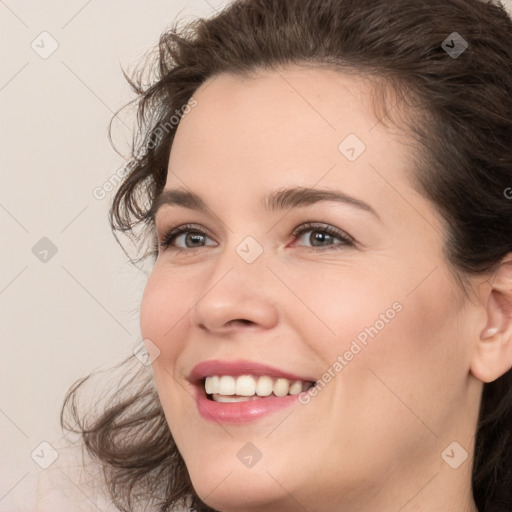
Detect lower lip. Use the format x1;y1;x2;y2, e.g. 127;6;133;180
195;385;301;424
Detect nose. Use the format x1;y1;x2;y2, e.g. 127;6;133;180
190;259;279;335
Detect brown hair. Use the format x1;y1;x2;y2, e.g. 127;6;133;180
61;0;512;510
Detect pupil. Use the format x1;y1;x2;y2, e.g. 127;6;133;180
187;233;204;247
312;231;332;246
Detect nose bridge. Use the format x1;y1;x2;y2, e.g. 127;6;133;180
208;230;270;291
190;234;278;332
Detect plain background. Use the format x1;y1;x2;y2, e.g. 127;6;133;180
1;0;511;509
0;0;229;506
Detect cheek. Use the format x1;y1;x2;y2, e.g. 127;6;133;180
295;269;470;478
282;261;404;357
139;270;193;433
336;267;469;438
139;267;190;362
298;262;468;427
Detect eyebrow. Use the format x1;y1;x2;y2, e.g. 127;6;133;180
151;186;380;221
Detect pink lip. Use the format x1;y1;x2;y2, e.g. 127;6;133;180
194;388;301;424
189;359;316;424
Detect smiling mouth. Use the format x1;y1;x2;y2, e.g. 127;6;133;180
203;375;316;402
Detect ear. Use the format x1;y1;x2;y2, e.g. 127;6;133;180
470;253;512;383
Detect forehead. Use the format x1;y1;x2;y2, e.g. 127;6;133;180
165;65;423;219
170;65;414;167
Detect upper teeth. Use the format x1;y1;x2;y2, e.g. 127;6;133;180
204;375;310;397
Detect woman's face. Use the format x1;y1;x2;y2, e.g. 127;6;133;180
140;66;483;511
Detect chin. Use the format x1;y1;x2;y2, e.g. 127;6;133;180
186;458;292;512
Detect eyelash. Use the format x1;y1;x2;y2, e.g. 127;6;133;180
156;222;354;254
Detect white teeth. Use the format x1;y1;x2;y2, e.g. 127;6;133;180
205;376;219;394
212;395;263;403
218;375;236;395
204;374;310;399
288;380;302;395
235;375;257;396
273;378;289;396
256;375;273;396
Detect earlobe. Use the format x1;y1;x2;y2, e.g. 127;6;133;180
470;254;512;384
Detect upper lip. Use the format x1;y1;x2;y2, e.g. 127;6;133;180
189;359;317;383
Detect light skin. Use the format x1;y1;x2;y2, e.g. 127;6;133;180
139;65;512;512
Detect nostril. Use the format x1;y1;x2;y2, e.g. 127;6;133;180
231;319;254;326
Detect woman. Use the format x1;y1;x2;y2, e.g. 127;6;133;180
62;0;512;510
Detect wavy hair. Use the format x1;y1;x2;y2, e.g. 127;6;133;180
61;0;512;510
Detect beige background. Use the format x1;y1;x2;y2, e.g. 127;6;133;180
1;0;511;509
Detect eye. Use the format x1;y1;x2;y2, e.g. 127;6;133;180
290;222;354;251
157;221;354;254
159;224;216;251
